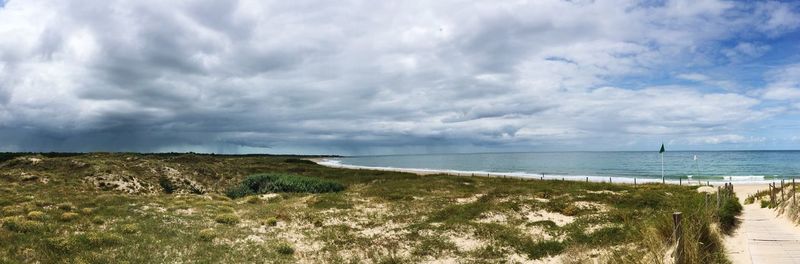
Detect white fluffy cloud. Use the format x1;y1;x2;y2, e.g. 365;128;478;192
0;0;797;153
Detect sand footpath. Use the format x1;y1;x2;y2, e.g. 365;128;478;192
725;184;800;264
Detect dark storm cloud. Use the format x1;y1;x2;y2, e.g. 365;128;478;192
0;0;799;154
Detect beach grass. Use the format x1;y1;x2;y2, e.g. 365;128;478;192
0;153;736;263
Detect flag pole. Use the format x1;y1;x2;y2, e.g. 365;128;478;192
660;143;665;184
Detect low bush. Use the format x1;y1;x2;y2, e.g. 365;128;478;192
120;224;138;234
2;216;45;233
60;212;79;222
275;243;295;255
26;211;46;221
225;173;345;199
48;232;123;253
56;202;75;211
717;193;743;234
225;185;254;199
159;177;175;194
199;228;216;242
214;213;240;225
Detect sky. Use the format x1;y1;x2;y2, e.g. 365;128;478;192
0;0;800;155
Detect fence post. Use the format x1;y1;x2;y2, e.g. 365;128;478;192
679;178;682;186
716;187;721;209
634;178;637;187
609;177;612;184
794;178;796;206
782;181;786;202
770;183;775;207
673;212;684;264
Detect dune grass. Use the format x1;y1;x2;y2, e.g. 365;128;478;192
0;153;737;263
225;173;345;198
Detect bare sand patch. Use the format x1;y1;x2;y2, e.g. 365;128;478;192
697;186;717;194
573;201;610;212
86;174;155;194
448;232;486;252
525;209;575;226
456;193;485;204
476;212;508;224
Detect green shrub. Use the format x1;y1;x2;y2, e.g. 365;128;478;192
48;232;123;252
524;240;564;259
224;185;254;199
561;204;579;216
159;177;175;194
225;173;345;199
2;216;45;233
760;199;771;208
120;224;138;234
214;213;240;225
718;195;742;233
245;196;261;204
199;228;216;242
56;202;75;211
26;211;46;221
265;217;278;226
60;212;79;222
275;243;295;255
2;205;24;216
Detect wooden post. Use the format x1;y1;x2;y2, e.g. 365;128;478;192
679;178;682;186
609;177;612;184
634;178;637;187
770;183;775;207
707;181;709;186
782;181;786;202
586;177;588;182
794;178;796;206
673;212;684;264
716;187;721;209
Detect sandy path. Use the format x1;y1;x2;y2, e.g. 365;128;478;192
726;184;800;264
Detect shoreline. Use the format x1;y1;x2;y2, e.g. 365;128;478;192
311;158;781;187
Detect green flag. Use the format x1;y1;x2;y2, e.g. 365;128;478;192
659;143;665;153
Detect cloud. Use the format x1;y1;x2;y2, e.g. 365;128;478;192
761;64;800;100
721;42;771;62
685;134;766;145
0;0;798;154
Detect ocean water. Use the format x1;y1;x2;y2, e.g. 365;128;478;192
321;151;800;183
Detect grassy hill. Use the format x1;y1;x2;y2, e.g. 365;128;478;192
0;153;736;263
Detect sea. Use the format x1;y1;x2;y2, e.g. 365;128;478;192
319;151;800;184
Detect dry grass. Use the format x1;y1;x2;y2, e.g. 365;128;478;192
0;153;734;263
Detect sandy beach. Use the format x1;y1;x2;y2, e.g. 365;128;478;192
311;158;771;186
